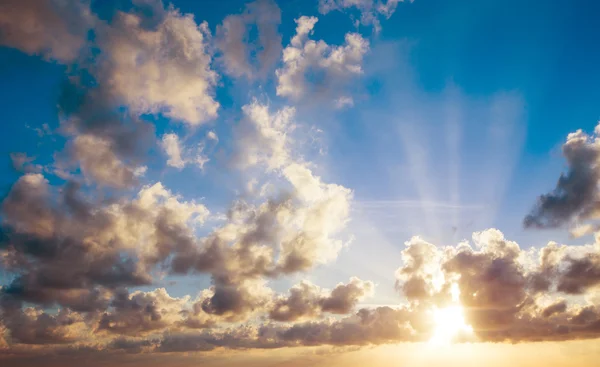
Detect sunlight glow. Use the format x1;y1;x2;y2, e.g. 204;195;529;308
429;283;473;346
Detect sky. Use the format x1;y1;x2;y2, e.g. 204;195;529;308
1;0;600;366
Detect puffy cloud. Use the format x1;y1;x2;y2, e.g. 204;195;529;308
0;175;208;309
233;101;295;170
197;279;272;321
525;123;600;228
319;0;404;32
161;133;186;169
154;305;419;352
394;228;600;342
94;3;219;125
71;134;141;188
276;16;369;103
0;0;93;62
1;305;90;345
98;288;188;335
270;277;373;321
216;0;282;79
395;236;445;303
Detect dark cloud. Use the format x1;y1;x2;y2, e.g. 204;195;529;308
0;176;208;309
1;304;88;345
524;127;600;228
98;288;187;335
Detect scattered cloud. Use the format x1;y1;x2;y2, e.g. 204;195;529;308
276;16;369;104
216;0;282;79
318;0;405;32
161;133;211;170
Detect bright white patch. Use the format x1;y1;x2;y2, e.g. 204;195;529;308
429;283;473;346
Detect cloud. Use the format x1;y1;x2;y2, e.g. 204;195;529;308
525;123;600;228
233;101;295;170
276;16;369;104
334;96;355;109
98;288;189;336
3;225;600;353
0;175;208;309
71;134;142;188
161;133;211;170
394;228;600;342
10;153;42;173
269;277;374;321
216;0;282;79
0;0;93;62
1;305;89;345
318;0;403;32
161;133;186;169
93;2;219;125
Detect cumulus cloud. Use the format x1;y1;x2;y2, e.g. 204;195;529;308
525;123;600;229
98;288;189;335
0;0;93;62
276;16;369;103
0;175;208;310
233;101;295;170
269;277;373;321
1;305;89;345
216;0;282;79
94;3;219;125
71;134;142;188
3;223;600;353
393;228;600;342
319;0;404;32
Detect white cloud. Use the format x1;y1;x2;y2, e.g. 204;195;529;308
276;16;369;103
161;133;186;169
234;101;295;170
95;5;219;125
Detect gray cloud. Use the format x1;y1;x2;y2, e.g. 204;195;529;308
524;125;600;228
0;0;93;62
98;288;188;336
0;176;208;309
269;277;374;322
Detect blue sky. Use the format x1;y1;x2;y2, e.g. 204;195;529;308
2;0;600;364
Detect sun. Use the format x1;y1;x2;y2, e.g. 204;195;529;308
428;284;473;346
